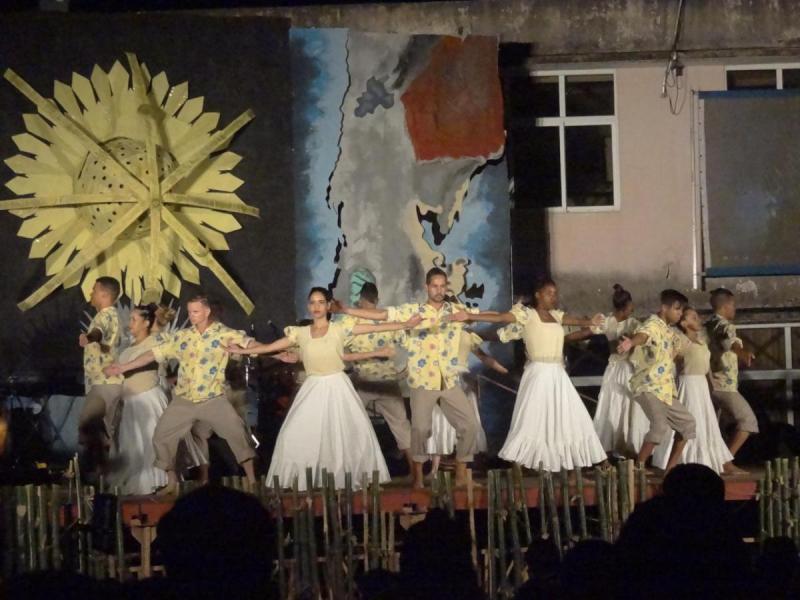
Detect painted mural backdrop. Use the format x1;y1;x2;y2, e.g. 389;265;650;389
290;29;511;312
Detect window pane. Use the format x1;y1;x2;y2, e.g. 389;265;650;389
508;124;561;208
782;68;800;89
505;75;559;119
564;125;614;207
726;69;777;90
565;74;614;116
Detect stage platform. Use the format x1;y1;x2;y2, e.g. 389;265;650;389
119;469;760;528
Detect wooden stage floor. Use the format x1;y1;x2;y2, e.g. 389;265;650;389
119;468;761;528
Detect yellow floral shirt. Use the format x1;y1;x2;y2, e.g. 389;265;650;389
629;315;678;406
386;301;477;391
83;306;123;391
337;315;406;382
152;322;252;403
705;314;742;392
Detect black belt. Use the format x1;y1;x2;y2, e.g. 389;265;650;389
124;362;159;378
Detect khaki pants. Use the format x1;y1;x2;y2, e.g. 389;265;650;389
79;384;123;448
153;395;255;471
633;392;696;445
353;377;411;451
711;390;759;434
410;386;478;463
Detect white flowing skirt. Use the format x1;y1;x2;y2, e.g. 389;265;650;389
500;362;606;471
425;387;487;455
652;375;733;473
267;372;390;491
593;360;650;456
113;386;168;495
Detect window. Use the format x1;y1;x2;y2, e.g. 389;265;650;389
726;64;800;90
505;70;619;212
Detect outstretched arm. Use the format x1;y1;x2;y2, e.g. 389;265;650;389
344;346;395;362
227;337;293;356
563;313;605;328
351;314;422;335
731;341;755;367
617;332;649;354
473;347;509;375
565;328;594;343
331;299;388;321
448;310;517;324
104;350;156;377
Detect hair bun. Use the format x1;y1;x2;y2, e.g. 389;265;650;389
613;283;624;293
155;304;177;327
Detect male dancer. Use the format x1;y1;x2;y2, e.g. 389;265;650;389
618;289;695;472
706;288;758;470
335;268;479;488
78;277;124;473
106;295;256;494
339;282;413;473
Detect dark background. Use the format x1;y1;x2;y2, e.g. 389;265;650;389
0;13;294;392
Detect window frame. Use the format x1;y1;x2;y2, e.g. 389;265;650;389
526;68;621;213
725;63;800;90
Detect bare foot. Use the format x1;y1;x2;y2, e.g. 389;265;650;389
722;462;748;476
155;482;178;497
411;477;425;489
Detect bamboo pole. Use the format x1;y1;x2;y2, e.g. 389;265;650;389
76;457;87;575
512;465;532;545
443;471;455;519
272;476;287;600
25;484;37;571
538;463;547;539
3;487;15;577
486;471;496;599
608;468;618;541
575;468;588;540
495;471;510;595
37;486;48;570
113;486;125;582
758;478;766;548
560;470;574;546
595;468;608;543
774;460;784;537
506;469;524;589
15;486;27;573
637;461;647;504
379;510;387;570
370;471;380;571
544;471;562;559
291;476;305;592
626;460;635;510
466;469;480;588
327;472;345;600
793;458;800;548
431;471;441;509
766;461;774;538
307;468;321;599
618;462;630;524
782;458;792;538
362;473;369;572
344;473;355;600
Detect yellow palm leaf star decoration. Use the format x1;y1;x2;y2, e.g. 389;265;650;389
1;54;259;314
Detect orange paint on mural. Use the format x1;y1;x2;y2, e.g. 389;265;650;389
401;36;505;161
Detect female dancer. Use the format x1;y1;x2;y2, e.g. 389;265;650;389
451;278;607;471
112;304;170;494
592;285;649;457
227;287;421;490
652;307;734;474
425;330;505;477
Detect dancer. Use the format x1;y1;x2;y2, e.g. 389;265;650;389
592;284;649;457
106;295;258;494
653;307;734;474
78;277;124;473
333;267;481;488
338;282;414;474
618;289;695;472
111;304;170;494
706;288;758;469
451;278;607;471
425;329;504;477
227;287;421;490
